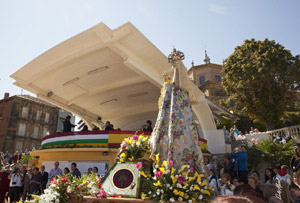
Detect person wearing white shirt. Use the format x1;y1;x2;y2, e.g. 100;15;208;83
220;173;235;195
207;169;218;194
8;167;23;202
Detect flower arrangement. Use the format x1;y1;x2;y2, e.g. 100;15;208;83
119;134;149;162
139;154;213;202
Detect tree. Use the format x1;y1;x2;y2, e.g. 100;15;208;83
222;39;300;130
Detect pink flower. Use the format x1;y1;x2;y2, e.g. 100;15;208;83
261;154;265;157
251;138;255;142
189;167;195;173
155;171;163;178
177;176;185;184
136;162;143;169
122;146;126;151
77;185;82;191
168;160;174;167
251;134;254;137
132;135;139;140
255;138;260;142
97;189;107;198
60;177;68;183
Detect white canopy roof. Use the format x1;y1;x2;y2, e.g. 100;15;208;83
11;22;217;133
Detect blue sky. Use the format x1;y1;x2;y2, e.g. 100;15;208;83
0;0;300;98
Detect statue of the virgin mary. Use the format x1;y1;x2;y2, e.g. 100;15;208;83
150;49;203;172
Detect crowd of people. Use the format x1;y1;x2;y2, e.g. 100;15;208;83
0;160;106;203
203;143;300;202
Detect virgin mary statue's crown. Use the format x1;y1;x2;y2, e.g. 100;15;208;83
168;48;185;62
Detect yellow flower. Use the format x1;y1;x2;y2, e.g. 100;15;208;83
208;186;213;190
182;172;188;177
162;160;168;166
155;154;160;164
139;135;144;140
203;190;210;196
87;191;91;195
155;180;162;187
184;182;189;187
194;185;200;191
171;175;177;184
120;158;125;162
128;140;133;145
128;157;133;161
124;138;129;143
137;140;141;145
82;180;86;185
180;165;188;172
198;174;205;178
179;191;184;197
159;167;165;174
200;181;208;187
171;167;176;174
194;171;199;178
141;193;147;200
192;198;196;202
140;171;147;178
184;194;189;199
173;189;179;195
120;153;126;158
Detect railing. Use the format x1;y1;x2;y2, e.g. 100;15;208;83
266;125;300;140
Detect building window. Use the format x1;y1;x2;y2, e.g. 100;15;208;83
33;125;39;138
21;107;29;118
15;141;23;152
215;75;221;82
199;76;205;85
45;113;50;123
43;127;49;137
17;123;26;136
36;110;42;120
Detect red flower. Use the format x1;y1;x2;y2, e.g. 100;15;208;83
61;177;68;183
77;185;82;190
98;183;102;188
117;195;122;198
112;194;117;197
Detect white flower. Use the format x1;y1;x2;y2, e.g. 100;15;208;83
155;165;159;168
136;142;141;147
205;185;207;189
190;186;193;191
153;176;157;180
166;183;170;187
178;197;183;201
199;195;203;200
169;186;173;190
161;189;164;193
153;194;156;197
156;191;160;195
175;175;178;178
189;200;192;203
183;186;187;189
177;183;182;188
170;198;175;202
201;189;204;192
153;169;157;173
148;191;152;194
165;170;170;174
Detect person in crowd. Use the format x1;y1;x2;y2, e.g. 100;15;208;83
0;164;10;203
254;128;260;133
276;165;291;185
273;164;281;176
29;167;42;197
81;125;88;132
70;163;81;178
203;156;211;168
63;115;76;132
230;146;248;184
110;124;115;130
293;171;300;187
22;168;32;203
87;168;92;175
206;168;218;193
248;176;265;201
291;146;300;172
40;165;48;191
237;131;245;140
64;167;70;175
20;167;27;197
48;161;63;182
250;171;262;184
265;168;276;184
223;125;230;144
233;125;239;136
93;167;99;176
104;121;113;131
233;177;243;187
211;156;222;178
220;173;235;195
234;184;265;202
211;195;265;203
142;120;153;132
8;167;23;203
223;154;234;179
290;183;300;203
249;127;254;134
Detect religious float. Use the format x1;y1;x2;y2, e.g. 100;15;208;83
9;22;225;202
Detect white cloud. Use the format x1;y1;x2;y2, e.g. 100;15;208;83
208;4;227;15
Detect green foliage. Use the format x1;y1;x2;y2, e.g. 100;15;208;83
222;38;300;130
245;139;295;171
256;139;295;167
20;155;33;164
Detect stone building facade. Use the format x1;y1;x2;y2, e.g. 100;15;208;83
0;93;60;153
187;52;227;105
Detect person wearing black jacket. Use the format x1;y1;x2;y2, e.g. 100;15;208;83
40;165;48;191
63;115;76;132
